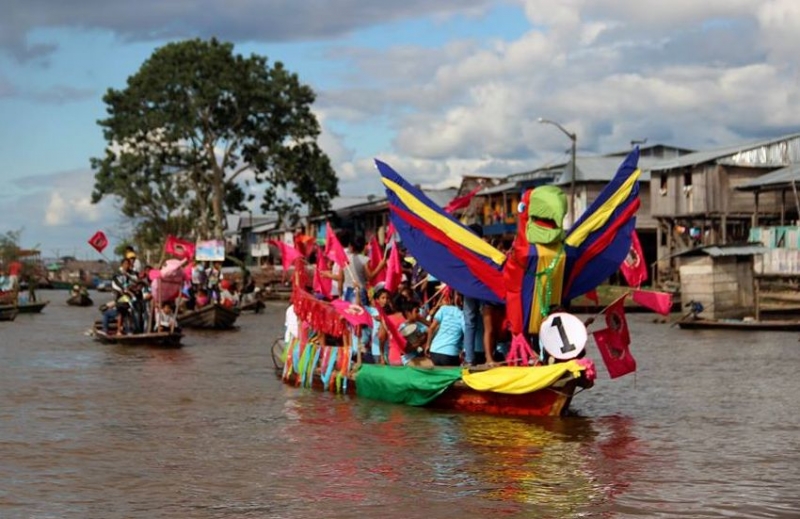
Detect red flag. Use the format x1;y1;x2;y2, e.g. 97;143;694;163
585;289;600;306
165;235;196;260
294;233;315;257
592;295;636;379
268;240;303;272
632;289;673;316
384;243;402;292
620;230;648;288
331;299;373;328
386;221;396;242
444;184;483;213
313;246;332;299
367;235;386;287
87;231;108;253
324;222;349;268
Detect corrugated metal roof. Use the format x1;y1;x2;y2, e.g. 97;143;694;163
650;133;800;171
736;164;800;191
672;243;769;257
480;181;520;195
552;156;657;186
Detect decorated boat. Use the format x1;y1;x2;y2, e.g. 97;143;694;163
177;303;240;329
89;321;183;348
276;148;658;416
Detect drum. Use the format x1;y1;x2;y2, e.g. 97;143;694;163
400;322;426;354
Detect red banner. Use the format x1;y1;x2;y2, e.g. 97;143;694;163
324;222;349;268
620;230;647;287
384;243;402;293
592;295;636;379
632;289;673;315
165;235;195;260
367;235;386;286
87;231;108;254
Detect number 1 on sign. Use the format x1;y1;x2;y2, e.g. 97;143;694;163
550;315;576;354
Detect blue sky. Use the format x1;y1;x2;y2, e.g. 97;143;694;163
1;0;799;256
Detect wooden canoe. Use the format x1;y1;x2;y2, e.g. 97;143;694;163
677;317;800;331
15;300;49;314
90;321;183;348
177;303;240;329
67;294;94;307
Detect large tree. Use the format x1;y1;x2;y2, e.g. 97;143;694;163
91;38;338;241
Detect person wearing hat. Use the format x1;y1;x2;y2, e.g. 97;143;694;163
124;246;143;274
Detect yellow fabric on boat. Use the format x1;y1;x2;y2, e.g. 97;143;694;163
460;361;585;394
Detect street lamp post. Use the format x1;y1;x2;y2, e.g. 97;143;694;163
538;117;577;223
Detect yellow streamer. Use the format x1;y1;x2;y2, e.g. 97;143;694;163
461;361;586;394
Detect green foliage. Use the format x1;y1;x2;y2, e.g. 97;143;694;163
91;37;338;241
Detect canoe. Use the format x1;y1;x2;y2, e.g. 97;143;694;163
177;303;240;329
67;294;94;307
0;305;18;322
278;337;594;417
15;300;49;314
89;321;183;348
677;317;800;331
239;298;265;313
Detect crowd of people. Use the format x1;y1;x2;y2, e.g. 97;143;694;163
286;226;513;368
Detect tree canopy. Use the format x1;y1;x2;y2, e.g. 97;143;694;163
91;38;338;244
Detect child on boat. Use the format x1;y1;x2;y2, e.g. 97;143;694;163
155;302;178;333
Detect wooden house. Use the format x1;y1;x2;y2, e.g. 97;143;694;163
675;244;767;320
649;133;800;283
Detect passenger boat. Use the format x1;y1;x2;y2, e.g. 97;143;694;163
177;303;240;329
0;305;18;321
276;288;595;417
89;321;183;348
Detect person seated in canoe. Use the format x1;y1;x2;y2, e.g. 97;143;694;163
155;301;179;333
195;288;210;309
219;280;239;308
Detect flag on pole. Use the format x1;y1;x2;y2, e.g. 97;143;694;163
268;240;303;272
87;231;108;253
620;230;648;288
592;294;636;379
632;289;673;315
313;246;332;299
384;242;402;293
367;235;386;286
324;222;349;268
165;235;196;260
443;184;483;213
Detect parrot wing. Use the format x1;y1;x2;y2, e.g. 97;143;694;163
376;159;505;303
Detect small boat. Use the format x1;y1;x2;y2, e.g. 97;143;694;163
177;303;240;329
89;321;183;348
15;300;49;314
239;297;265;313
0;305;18;321
67;294;94;307
677;316;800;331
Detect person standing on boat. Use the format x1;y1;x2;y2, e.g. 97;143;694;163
424;289;465;367
111;258;136;335
124;246;142;275
205;261;223;302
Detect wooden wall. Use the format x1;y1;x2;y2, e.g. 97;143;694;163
679;255;754;319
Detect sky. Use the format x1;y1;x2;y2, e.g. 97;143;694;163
2;0;800;257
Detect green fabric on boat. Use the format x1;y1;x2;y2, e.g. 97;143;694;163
355;365;463;406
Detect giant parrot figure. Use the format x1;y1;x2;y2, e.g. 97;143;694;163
376;148;641;359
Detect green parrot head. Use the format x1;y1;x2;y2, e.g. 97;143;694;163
525;185;568;244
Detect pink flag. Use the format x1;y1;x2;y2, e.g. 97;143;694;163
620;230;648;288
268;240;303;272
313;246;332;299
87;231;108;253
384;243;402;293
367;235;386;286
444;184;483;213
331;299;373;328
632;289;673;316
324;222;349;268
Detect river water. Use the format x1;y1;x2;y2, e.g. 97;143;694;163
1;293;798;519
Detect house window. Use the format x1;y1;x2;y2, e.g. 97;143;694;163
659;174;667;196
683;170;692;187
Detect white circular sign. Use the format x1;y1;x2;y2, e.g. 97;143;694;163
538;312;587;360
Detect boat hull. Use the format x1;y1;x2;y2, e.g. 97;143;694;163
90;323;183;348
15;301;49;314
0;306;18;321
67;295;93;307
177;303;240;329
281;366;583;417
